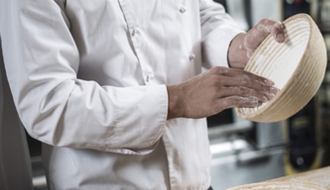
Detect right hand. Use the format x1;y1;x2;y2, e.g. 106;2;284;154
167;66;278;119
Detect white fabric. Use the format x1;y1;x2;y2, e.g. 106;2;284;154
0;0;242;189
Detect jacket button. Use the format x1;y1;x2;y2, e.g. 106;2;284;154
146;74;154;83
179;5;186;13
189;54;195;60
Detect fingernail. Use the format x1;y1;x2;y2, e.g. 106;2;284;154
252;98;259;107
263;90;277;101
262;93;274;101
264;79;274;86
267;93;276;100
271;87;280;94
276;34;285;42
262;95;268;102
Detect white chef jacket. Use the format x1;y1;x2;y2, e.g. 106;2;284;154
0;0;243;189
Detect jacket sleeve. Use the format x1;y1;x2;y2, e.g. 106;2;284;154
200;0;245;69
0;0;168;155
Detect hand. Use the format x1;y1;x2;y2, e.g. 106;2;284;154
228;18;285;69
167;66;279;119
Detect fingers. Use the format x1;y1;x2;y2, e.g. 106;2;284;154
219;86;276;102
220;75;278;95
256;19;285;43
217;96;259;110
215;67;279;102
245;18;285;57
218;67;274;86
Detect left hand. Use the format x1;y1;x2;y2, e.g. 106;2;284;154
228;18;286;69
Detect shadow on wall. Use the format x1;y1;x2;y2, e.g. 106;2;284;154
0;38;34;190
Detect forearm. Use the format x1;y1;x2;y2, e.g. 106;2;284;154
167;85;183;120
0;0;168;154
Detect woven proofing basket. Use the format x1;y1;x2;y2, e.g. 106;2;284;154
235;13;327;122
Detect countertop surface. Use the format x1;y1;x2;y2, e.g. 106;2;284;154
227;166;330;189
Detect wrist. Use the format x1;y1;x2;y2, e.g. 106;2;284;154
166;84;184;120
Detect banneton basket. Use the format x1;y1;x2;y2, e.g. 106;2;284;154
235;13;327;123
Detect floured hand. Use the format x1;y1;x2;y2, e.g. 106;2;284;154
167;66;279;119
245;19;285;57
228;18;285;69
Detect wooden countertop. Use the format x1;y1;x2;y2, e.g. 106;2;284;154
227;166;330;190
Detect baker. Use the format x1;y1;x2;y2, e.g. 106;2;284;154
0;0;285;189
